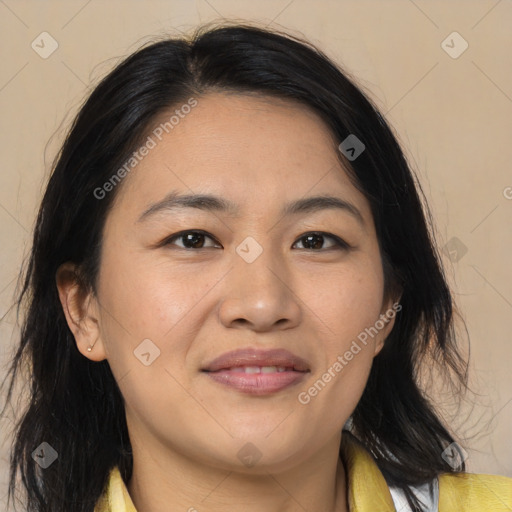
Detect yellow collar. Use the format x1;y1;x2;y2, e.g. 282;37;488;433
340;433;397;511
94;465;137;512
94;433;512;511
94;433;396;512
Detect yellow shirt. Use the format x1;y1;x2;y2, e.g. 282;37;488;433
94;434;512;511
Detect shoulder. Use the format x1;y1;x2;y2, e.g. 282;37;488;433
389;473;512;512
341;432;512;511
438;472;512;511
94;466;138;512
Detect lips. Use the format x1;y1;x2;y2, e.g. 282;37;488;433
201;348;310;395
202;348;310;373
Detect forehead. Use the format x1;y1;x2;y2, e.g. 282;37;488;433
109;92;369;220
148;92;340;169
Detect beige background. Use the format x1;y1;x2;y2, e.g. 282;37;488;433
1;0;511;508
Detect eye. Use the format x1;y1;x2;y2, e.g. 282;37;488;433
292;232;350;250
162;230;349;251
163;230;222;249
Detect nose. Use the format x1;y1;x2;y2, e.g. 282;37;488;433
218;245;302;332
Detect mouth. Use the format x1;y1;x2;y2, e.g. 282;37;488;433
211;365;297;373
201;348;310;395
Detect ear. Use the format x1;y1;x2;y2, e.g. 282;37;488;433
373;294;402;357
55;262;107;362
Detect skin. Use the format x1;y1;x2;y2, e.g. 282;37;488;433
57;92;399;512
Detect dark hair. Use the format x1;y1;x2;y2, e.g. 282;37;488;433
1;22;468;512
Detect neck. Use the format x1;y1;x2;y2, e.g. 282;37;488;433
126;433;348;512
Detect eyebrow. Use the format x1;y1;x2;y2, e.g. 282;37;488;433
137;191;365;226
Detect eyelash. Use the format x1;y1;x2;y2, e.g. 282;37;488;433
162;230;351;251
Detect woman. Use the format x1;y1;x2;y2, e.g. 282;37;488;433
2;23;511;512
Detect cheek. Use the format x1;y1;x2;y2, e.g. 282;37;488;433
300;255;386;346
97;248;208;343
95;247;229;412
295;255;384;409
296;327;376;428
95;251;206;438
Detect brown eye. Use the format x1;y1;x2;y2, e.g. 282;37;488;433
293;232;349;250
164;230;221;249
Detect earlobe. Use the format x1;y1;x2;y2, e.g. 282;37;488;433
374;336;386;357
373;323;391;357
55;262;107;362
374;297;401;357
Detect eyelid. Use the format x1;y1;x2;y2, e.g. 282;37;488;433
163;229;222;248
293;231;351;250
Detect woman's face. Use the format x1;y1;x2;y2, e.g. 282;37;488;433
65;92;397;473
